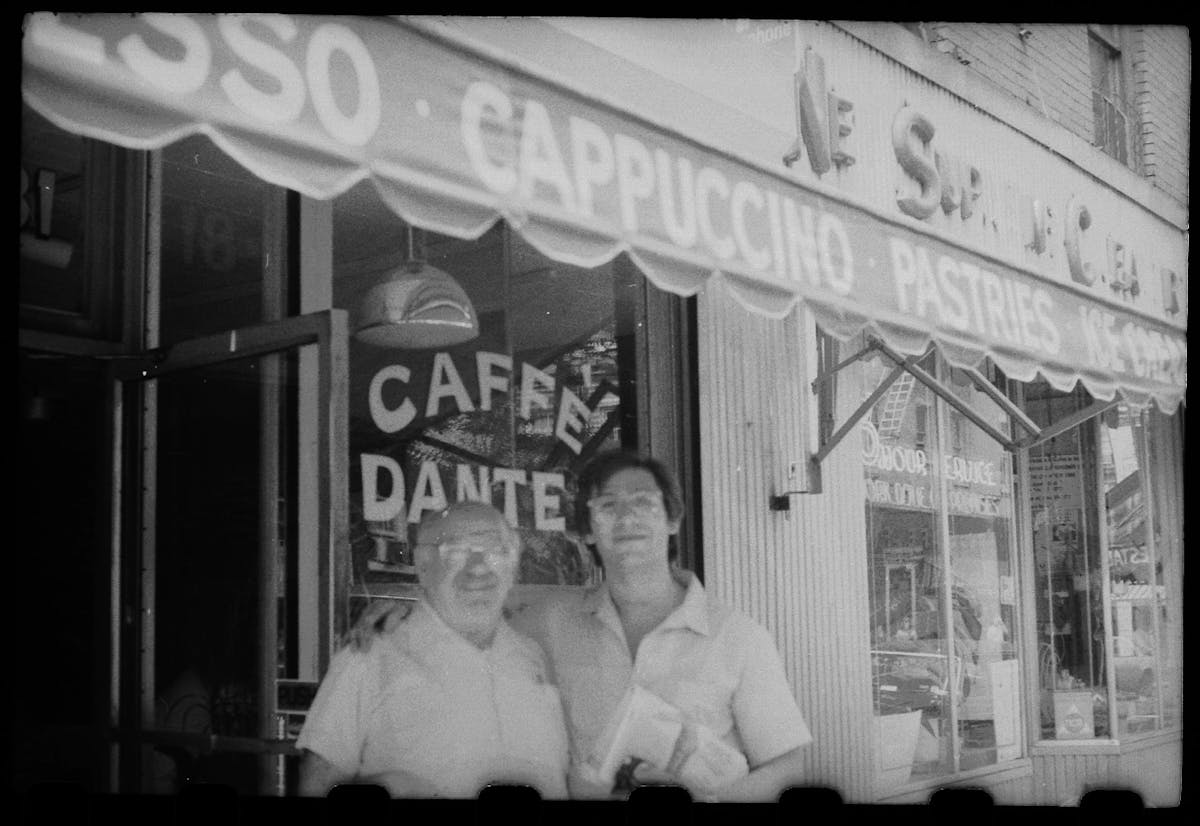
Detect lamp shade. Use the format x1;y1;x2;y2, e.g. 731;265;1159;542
353;262;480;349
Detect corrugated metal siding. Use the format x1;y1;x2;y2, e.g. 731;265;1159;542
879;765;1035;804
982;770;1035;804
698;282;876;801
1031;751;1117;804
1029;743;1185;806
1117;737;1182;806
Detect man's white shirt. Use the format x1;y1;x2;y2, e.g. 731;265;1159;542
296;601;569;798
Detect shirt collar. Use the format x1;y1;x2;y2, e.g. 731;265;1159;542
407;598;519;658
662;568;712;636
584;567;711;637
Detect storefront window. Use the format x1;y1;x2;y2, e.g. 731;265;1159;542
865;347;1021;789
1026;382;1108;739
1027;385;1183;740
20;101;123;339
1144;409;1183;730
1100;404;1166;737
159;135;275;345
943;366;1021;769
333;183;648;617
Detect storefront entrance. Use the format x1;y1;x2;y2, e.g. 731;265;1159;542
110;312;348;795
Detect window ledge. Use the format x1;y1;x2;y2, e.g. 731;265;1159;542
876;758;1033;803
1031;727;1181;755
1032;739;1122;755
1116;727;1183;751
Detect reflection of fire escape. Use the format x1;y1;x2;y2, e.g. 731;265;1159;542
877;372;916;439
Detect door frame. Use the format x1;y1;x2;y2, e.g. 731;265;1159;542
107;309;349;794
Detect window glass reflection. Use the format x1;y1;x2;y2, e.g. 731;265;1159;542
1144;410;1182;729
866;351;1023;788
159;135;272;345
864;354;953;784
1027;382;1107;740
333;182;639;619
1101;405;1162;736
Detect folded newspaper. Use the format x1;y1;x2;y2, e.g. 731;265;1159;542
583;684;749;792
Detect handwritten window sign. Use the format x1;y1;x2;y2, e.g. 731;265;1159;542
861;419;1009;517
339;226;634;587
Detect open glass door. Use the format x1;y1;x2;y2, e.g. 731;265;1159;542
110;311;348;796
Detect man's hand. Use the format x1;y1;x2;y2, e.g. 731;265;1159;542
627;721;700;793
345;600;411;652
358;769;442;798
567;762;626;800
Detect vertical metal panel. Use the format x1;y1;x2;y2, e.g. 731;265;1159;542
699;283;875;801
106;372;125;793
298;197;333;679
1030;750;1129;804
1115;737;1182;805
1134;416;1167;726
1093;416;1121;737
987;771;1035;804
257;189;288;794
137;150;163;792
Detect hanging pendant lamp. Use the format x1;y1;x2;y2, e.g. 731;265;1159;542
352;226;480;349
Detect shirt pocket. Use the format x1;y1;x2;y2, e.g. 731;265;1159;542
515;682;571;771
366;675;452;776
671;679;735;737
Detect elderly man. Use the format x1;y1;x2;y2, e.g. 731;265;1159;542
296;501;569;798
352;451;812;803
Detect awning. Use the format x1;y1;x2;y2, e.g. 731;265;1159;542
22;13;1186;413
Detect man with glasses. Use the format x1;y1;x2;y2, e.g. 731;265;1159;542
296;501;569;798
353;450;811;802
525;449;812;801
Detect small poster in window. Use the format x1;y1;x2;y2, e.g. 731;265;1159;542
1053;690;1096;739
999;575;1015;605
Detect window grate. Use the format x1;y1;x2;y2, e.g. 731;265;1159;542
1088;30;1136;169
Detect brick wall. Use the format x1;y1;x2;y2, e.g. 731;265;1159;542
1133;26;1191;204
927;23;1189;208
929;23;1094;140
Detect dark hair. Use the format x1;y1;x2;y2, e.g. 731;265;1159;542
574;449;685;565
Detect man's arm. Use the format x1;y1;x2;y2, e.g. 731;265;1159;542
298;750;352;796
709;745;805;802
345;600;412;652
631;732;805;802
299;749;442;797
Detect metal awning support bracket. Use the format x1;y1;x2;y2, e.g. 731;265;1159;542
770;343;922;508
955;363;1041;438
771;336;1055;510
1015;396;1121;450
809;338;886;395
872;341;1019;451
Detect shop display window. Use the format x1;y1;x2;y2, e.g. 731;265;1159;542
1026;382;1109;739
864;347;1022;788
1026;383;1183;740
20;101;124;339
159;135;273;346
1144;409;1182;730
1100;404;1177;736
332;182;650;615
143;137;291;794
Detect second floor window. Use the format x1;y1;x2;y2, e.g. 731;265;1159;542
1088;26;1135;168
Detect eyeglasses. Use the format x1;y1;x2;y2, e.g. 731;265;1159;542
586;491;665;521
424;541;517;569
